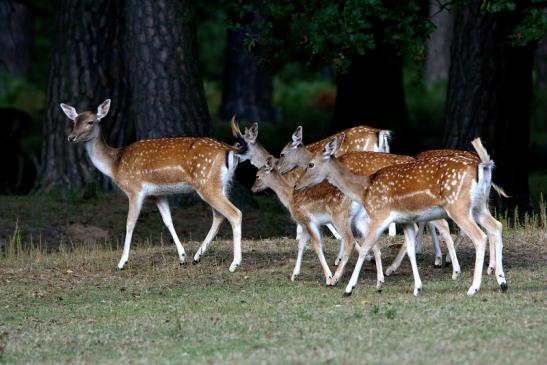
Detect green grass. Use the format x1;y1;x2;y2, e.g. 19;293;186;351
1;224;546;364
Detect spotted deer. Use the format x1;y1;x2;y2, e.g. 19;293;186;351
295;135;506;296
61;100;247;271
277;126;458;271
251;156;384;287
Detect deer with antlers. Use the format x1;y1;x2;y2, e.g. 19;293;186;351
61;100;247;271
295;134;507;296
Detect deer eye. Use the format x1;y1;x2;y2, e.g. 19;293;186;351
87;121;94;125
308;162;315;168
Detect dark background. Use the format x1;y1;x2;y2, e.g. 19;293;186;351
1;0;546;216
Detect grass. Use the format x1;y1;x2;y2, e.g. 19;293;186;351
1;205;546;364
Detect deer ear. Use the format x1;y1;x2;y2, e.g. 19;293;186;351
60;103;78;120
96;99;111;120
323;134;344;158
292;126;303;145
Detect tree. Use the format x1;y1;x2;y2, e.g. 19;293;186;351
38;0;129;191
219;25;276;123
0;0;33;79
444;1;540;212
125;0;211;139
425;1;453;84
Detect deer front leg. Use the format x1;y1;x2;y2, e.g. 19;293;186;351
428;222;443;267
118;194;144;270
304;222;333;285
155;197;186;264
292;231;309;281
431;219;461;280
385;241;407;276
193;208;225;264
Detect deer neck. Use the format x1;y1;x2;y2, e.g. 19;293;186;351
326;158;368;204
84;127;119;179
267;173;294;210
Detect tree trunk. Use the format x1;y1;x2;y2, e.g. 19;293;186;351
219;27;276;122
0;0;33;79
444;2;535;213
535;34;547;90
125;0;211;139
332;48;419;154
425;2;453;84
38;0;129;191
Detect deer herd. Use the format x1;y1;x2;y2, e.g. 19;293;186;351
60;99;508;297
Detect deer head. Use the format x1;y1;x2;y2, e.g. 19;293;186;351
61;99;111;143
295;134;345;191
251;156;279;193
230;117;270;168
277;126;313;174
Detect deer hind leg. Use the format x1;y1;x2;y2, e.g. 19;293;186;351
448;209;487;296
193;208;225;264
155;197;186;264
402;224;422;296
476;209;507;291
291;229;309;281
353;213;383;288
199;190;242;272
415;222;425;254
431;219;461;280
446;229;465;264
303;221;333;286
118;193;144;270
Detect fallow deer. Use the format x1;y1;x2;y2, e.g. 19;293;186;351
251;156;384;287
295;135;507;296
61;100;247;272
277;126;459;272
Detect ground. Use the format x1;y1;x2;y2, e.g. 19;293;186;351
0;194;546;364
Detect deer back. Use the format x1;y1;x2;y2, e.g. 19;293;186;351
307;125;389;156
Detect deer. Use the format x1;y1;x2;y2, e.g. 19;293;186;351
231;121;393;257
295;134;507;296
60;100;247;272
251;156;385;287
277;126;459;272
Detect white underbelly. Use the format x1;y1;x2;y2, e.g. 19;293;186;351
142;182;195;196
391;206;447;224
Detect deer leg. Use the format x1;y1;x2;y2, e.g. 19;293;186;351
118;194;144;270
385;241;407;276
371;245;384;291
403;224;422;296
304;222;333;285
330;218;356;286
428;222;443;267
291;230;309;281
431;219;461;280
155;197;186;264
193;208;225;264
446;229;465;264
344;221;385;296
448;210;487;296
199;191;242;272
476;209;507;291
415;223;425;254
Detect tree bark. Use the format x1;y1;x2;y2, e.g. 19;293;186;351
535;34;547;90
444;2;535;213
38;0;129;191
125;0;211;138
425;1;453;84
219;27;276;122
332;48;419;154
0;0;33;79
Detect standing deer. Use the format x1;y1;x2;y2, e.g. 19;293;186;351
295;135;506;296
61;100;246;271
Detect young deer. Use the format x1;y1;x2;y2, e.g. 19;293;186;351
251;156;384;287
295;135;507;296
61;100;246;271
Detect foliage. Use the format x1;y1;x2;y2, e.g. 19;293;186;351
224;0;435;72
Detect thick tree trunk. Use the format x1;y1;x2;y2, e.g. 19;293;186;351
444;2;535;213
0;0;33;79
38;0;129;191
332;48;419;154
219;28;275;122
535;34;547;90
425;2;453;84
125;0;211;138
